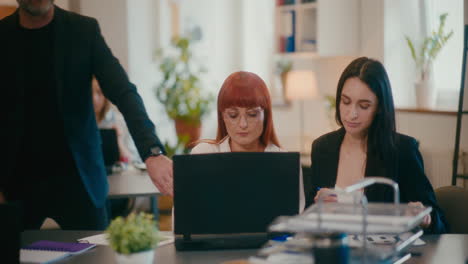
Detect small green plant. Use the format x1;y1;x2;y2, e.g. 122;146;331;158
405;13;453;81
106;212;159;255
163;134;190;158
275;58;293;75
324;94;337;129
324;94;336;110
154;36;214;125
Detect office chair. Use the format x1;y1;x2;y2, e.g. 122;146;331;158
435;186;468;234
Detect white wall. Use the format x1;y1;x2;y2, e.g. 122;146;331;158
240;0;275;84
383;0;421;108
429;0;463;96
360;0;384;61
79;0;128;70
126;0;171;145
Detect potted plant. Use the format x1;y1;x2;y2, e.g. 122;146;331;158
106;212;159;264
154;36;214;145
405;13;453;109
274;58;293;104
324;94;338;130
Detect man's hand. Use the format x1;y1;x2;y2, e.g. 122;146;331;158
0;192;6;204
145;155;173;196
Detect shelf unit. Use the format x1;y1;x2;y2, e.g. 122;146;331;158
274;0;360;57
452;24;468;185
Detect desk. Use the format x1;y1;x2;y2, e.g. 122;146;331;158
21;230;468;264
108;167;159;198
107;168;160;217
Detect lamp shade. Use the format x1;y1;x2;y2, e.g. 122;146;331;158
285;70;319;100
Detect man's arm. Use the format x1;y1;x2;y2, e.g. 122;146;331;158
90;19;173;196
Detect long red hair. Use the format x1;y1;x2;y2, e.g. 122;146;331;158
214;71;280;147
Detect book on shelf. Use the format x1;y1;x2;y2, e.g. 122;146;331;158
279;10;295;53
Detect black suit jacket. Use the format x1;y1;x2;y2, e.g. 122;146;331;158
305;128;448;234
1;6;164;207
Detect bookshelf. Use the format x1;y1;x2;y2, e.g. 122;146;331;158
274;0;360;57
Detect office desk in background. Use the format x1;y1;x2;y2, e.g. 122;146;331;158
21;230;468;264
107;167;160;216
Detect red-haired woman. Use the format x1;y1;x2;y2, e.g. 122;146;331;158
191;71;305;212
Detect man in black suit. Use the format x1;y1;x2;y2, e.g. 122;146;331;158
0;0;173;230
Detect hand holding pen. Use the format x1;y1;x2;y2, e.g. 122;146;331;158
314;187;338;203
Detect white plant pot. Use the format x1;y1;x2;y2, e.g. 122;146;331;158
115;249;155;264
415;79;436;109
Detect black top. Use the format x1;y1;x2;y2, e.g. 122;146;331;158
305;128;448;234
7;18;77;198
17;19;74;165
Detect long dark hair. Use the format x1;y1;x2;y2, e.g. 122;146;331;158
335;57;397;175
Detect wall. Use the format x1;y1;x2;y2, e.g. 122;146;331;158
383;0;421;107
78;0;128;70
397;112;468;188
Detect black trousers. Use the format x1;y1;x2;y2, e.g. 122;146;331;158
7;155;108;231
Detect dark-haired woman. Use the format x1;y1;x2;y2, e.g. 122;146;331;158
305;57;447;234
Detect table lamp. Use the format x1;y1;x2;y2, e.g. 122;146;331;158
285;70;319;152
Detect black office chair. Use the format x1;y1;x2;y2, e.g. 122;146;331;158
435;186;468;234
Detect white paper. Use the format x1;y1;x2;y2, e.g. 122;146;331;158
77;231;174;247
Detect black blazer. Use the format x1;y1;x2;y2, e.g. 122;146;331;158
1;7;164;207
305;128;448;234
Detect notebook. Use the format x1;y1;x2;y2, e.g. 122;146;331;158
173;152;300;250
20;240;96;264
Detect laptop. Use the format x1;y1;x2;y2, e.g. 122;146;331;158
173;152;300;250
99;129;120;170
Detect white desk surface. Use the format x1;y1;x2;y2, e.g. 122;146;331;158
107;167;160;198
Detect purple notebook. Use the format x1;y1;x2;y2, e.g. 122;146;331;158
21;240;95;263
23;240;96;254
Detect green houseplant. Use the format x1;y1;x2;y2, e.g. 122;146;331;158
106;212;159;264
154;36;214;145
405;13;453;108
274;58;293;104
324;94;338;130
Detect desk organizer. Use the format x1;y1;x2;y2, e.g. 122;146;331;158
251;177;430;263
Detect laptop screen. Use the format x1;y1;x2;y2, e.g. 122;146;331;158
174;152;300;236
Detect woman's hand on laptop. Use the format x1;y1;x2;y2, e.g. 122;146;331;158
146;155;173;196
314;188;338;203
